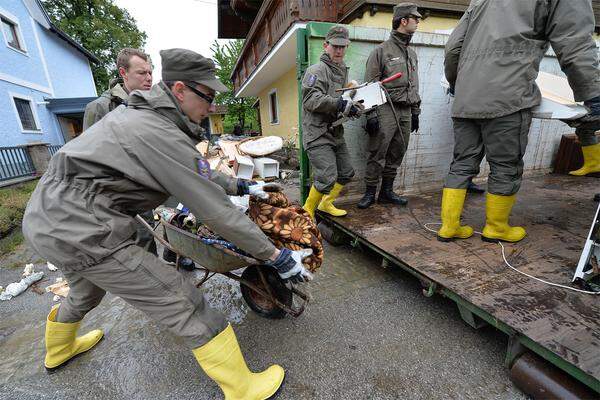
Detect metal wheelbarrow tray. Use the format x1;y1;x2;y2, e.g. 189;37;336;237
136;215;309;318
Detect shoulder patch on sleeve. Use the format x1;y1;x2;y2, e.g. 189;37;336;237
195;156;211;180
307;73;317;87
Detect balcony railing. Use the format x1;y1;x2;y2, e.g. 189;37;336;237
232;0;344;93
0;146;36;182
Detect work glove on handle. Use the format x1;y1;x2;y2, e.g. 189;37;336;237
266;248;314;283
237;180;284;199
365;113;379;136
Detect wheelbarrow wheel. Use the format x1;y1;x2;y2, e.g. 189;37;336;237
240;265;292;319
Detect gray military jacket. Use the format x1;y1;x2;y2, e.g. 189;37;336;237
301;53;348;149
445;0;600;119
23;82;276;270
364;30;421;115
82;78;129;130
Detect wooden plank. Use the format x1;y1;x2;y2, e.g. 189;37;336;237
324;175;600;379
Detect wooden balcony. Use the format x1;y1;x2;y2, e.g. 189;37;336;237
231;0;345;93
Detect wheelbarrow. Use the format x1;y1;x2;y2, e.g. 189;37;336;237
135;215;309;319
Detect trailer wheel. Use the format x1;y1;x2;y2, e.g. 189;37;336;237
240;265;292;319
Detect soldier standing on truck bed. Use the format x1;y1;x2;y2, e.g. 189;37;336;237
357;3;422;210
301;25;363;219
438;0;600;243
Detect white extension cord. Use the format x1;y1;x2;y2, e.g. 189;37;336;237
422;223;600;295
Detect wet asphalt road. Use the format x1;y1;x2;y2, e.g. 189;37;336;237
0;238;526;400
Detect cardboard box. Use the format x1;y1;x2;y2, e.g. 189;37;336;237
233;155;255;179
253;157;279;178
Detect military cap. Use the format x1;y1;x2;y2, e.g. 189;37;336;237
160;48;229;93
325;25;350;46
393;2;422;20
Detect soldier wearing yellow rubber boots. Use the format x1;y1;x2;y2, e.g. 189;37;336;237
438;0;600;243
302;26;362;219
23;48;316;399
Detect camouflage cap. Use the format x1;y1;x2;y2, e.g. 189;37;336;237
393;2;422;20
325;25;350;46
160;48;229;93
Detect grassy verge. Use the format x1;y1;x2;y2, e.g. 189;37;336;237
0;180;37;257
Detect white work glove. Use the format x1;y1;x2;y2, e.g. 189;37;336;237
248;181;284;200
266;248;314;283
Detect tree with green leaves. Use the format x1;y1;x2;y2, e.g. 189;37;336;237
210;39;259;133
42;0;147;93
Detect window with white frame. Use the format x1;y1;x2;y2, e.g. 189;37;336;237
12;95;40;132
269;90;279;124
1;12;26;53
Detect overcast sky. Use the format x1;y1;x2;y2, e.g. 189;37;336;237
114;0;226;83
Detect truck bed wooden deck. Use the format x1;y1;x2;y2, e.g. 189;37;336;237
318;174;600;392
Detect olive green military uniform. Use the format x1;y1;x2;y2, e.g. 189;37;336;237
364;27;420;187
444;0;600;195
82;77;157;255
82;78;129;130
23;52;277;348
301;53;355;194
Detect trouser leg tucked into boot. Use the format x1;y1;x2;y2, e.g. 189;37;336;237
193;324;285;400
302;185;323;220
482;193;526;243
569;143;600;176
437;188;474;242
377;177;407;206
317;182;347;217
357;185;377;209
44;304;104;371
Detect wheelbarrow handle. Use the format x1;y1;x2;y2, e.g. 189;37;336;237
135;214;177;253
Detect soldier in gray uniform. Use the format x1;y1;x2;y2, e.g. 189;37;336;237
82;48;157;256
357;3;422;209
83;48;152;130
23;49;314;399
301;25;362;219
438;0;600;243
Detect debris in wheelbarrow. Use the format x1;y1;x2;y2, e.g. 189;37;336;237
142;190;322;318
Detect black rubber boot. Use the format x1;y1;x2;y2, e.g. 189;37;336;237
466;180;485;194
357;186;377;209
378;178;407;206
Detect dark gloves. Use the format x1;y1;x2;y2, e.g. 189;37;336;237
266;248;314;283
411;114;419;133
584;95;600;116
365;114;379;136
337;97;347;113
337;97;362;118
236;179;254;196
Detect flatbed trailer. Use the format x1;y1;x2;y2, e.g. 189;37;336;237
315;175;600;395
291;22;599;395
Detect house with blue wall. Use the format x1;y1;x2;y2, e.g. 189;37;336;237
0;0;98;151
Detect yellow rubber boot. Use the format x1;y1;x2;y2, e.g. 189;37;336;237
569;143;600;176
302;185;323;220
482;193;526;243
317;183;347;217
44;305;104;371
437;188;474;242
192;324;285;400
